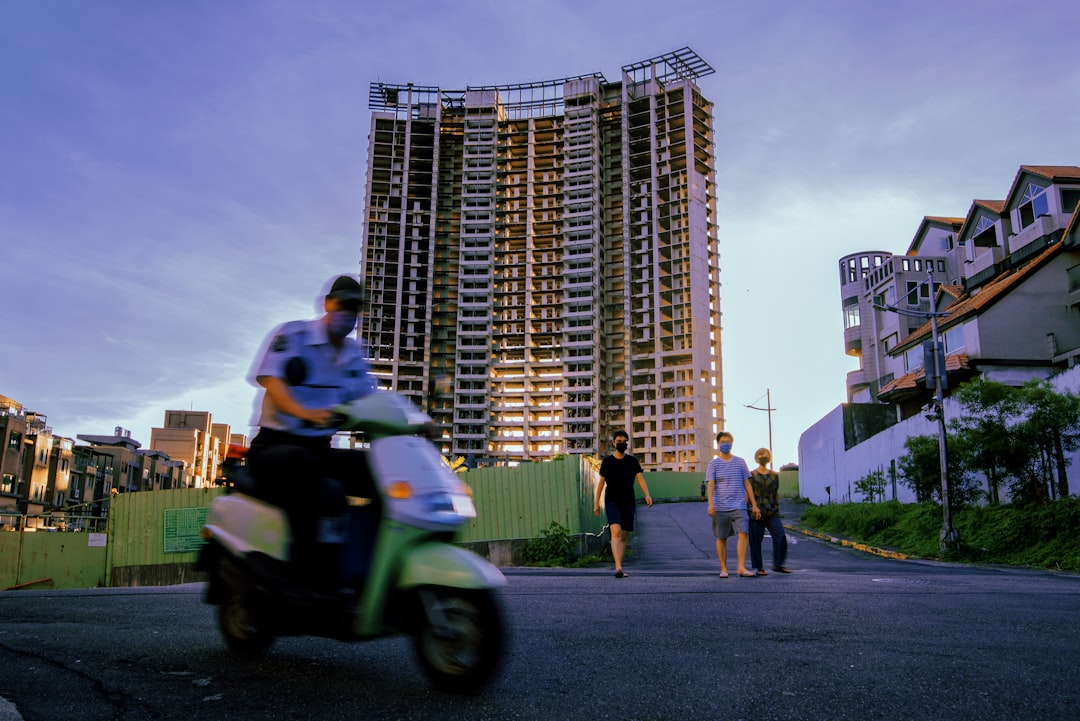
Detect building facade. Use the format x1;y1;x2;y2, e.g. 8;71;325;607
801;165;1080;504
149;410;224;487
360;49;722;471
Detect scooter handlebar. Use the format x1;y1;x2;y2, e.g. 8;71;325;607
334;391;434;436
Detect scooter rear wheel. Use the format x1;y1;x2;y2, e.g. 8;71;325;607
412;587;504;694
218;576;274;656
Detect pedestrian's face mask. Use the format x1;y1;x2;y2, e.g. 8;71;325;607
615;441;628;453
718;442;733;454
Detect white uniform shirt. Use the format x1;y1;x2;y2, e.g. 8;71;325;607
249;318;376;437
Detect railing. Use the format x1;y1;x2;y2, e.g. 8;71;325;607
0;513;109;533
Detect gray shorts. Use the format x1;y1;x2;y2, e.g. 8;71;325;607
712;508;749;538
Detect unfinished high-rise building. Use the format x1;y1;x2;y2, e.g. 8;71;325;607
360;48;722;472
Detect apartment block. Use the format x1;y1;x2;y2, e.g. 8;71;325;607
360;49;722;471
149;410;224;487
800;165;1080;504
840;165;1080;417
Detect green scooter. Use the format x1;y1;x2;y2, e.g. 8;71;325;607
198;391;506;693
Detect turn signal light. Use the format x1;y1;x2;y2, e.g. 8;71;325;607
388;481;413;500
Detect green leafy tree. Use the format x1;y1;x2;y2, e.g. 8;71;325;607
1014;379;1080;502
949;378;1025;504
897;434;980;505
855;469;886;503
898;435;940;503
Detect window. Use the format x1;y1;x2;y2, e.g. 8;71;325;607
970;216;996;248
906;281;919;305
844;306;860;329
1017;182;1049;228
1;473;13;494
1062;188;1080;215
943;325;965;354
7;431;20;451
904;345;924;372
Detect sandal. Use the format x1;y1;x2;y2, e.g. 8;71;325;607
755;569;768;576
718;572;729;578
615;570;627;578
737;571;756;578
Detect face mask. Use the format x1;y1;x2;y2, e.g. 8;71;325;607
327;310;357;339
757;457;769;465
718;442;733;454
615;442;628;453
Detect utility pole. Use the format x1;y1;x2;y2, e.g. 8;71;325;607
874;267;959;555
745;389;775;469
927;268;959;553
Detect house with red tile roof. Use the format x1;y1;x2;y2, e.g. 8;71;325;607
799;165;1080;505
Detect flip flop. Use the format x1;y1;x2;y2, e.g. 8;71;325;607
756;570;768;576
737;572;756;578
615;570;627;578
718;572;729;578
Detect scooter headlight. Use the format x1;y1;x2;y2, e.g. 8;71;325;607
420;491;477;522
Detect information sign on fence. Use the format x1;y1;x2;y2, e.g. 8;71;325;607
163;507;208;553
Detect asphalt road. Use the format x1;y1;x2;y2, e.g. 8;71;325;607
1;501;1078;721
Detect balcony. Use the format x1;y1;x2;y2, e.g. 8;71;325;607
1008;215;1058;256
843;325;862;356
964;245;1005;287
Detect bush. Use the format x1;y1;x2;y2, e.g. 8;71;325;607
520;521;577;566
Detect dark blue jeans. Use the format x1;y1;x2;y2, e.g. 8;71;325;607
749;515;787;571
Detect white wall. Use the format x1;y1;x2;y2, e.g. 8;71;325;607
798;364;1080;505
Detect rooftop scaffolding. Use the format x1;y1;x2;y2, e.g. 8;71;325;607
370;73;606;120
621;46;715;84
368;48;714;119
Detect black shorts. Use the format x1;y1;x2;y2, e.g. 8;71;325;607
605;501;637;532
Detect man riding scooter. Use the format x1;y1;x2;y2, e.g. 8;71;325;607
245;274;376;593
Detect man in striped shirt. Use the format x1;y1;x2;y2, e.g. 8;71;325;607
706;431;761;578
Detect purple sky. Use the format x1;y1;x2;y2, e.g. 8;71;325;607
2;0;1077;465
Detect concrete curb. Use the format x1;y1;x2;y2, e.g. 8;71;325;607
784;522;910;560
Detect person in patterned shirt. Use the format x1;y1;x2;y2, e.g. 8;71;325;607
748;447;790;575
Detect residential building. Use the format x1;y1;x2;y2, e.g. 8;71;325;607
1;395;29;516
801;165;1080;504
360;48;722;471
77;428;145;495
45;436;75;509
149;410;223;486
0;398;56;519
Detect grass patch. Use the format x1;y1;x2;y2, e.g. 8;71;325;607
798;498;1080;571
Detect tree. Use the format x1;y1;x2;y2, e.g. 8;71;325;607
1014;380;1080;502
949;378;1025;505
897;435;940;503
855;469;886;503
898;434;980;505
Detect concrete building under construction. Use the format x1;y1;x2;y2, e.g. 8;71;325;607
359;48;722;471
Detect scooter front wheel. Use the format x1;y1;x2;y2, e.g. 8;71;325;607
412;587;504;693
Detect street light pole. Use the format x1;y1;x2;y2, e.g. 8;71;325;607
874;269;959;555
927;268;959;553
745;389;775;469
